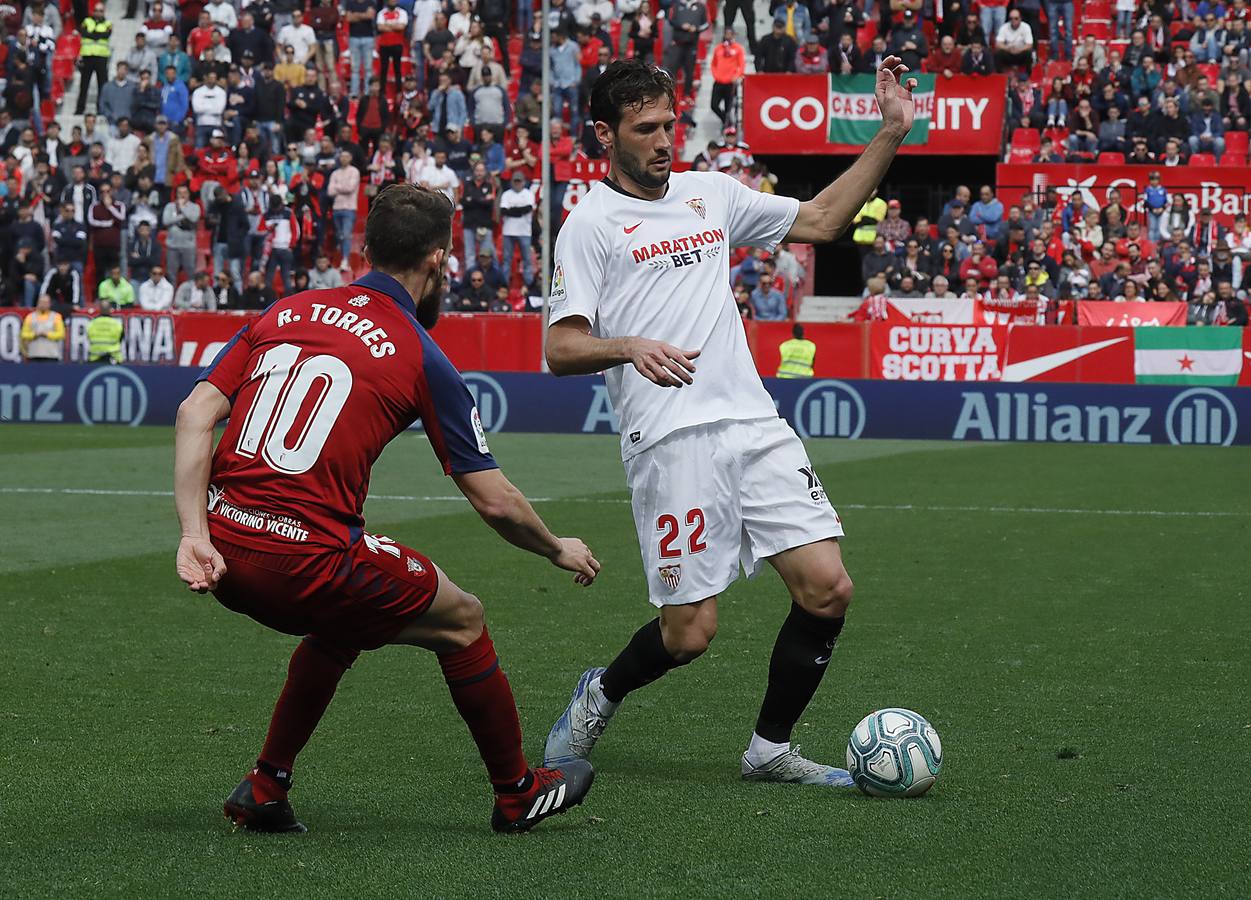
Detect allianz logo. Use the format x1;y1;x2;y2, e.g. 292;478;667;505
0;368;149;426
954;388;1237;445
792;381;1238;446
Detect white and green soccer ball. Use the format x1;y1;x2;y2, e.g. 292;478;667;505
846;708;942;797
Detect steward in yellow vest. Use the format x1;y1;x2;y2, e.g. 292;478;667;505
80;13;113;56
776;324;816;378
75;3;113;117
852;190;887;246
87;300;124;363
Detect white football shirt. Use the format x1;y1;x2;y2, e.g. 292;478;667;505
549;170;800;460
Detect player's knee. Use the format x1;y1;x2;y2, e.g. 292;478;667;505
444;591;485;650
794;568;854;618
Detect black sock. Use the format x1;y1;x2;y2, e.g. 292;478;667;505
255;758;293;791
494;770;535;795
754;604;845;744
599;618;685;704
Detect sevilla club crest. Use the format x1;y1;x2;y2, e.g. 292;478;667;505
686;198;706;219
658;563;682;592
406;556;426;575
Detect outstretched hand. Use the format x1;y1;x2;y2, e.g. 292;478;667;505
177;536;226;593
876;55;919;138
550;537;602;586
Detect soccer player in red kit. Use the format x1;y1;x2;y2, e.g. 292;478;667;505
173;184;600;834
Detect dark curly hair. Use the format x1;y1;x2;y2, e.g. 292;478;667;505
589;59;676;131
364;183;453;272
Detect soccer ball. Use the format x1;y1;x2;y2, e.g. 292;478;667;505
846;708;942;797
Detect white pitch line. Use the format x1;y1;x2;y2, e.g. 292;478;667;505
0;486;1247;518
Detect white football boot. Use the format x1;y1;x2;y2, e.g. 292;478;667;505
543;667;617;766
741;745;855;787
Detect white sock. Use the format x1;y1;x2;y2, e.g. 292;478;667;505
587;676;620;716
745;732;790;767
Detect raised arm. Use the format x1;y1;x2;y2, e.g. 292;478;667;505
452;467;601;585
546;316;701;387
173;380;231;592
784;56;917;244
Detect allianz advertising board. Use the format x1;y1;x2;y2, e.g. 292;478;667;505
0;366;1247;448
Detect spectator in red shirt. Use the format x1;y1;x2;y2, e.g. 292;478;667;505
925;34;963;78
192;128;238;203
88;182;127;275
959;241;999;289
505;125;539;183
710;29;746;125
576;27;604;69
548;117;574;226
188;11;216;59
375;0;409;103
1116;220;1155;260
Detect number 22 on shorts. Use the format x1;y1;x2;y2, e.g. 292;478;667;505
656;508;707;558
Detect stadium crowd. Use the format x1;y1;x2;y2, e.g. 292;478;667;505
2;0;789;325
766;0;1251;326
851;181;1251;325
9;0;1251;350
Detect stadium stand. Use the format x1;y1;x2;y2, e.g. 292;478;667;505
2;0;1247;336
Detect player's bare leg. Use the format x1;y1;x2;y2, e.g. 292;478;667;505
544;598;718;765
741;538;855;786
394;567;595;833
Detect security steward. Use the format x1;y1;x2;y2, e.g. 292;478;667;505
776;323;816;379
86;299;124;364
76;1;113;116
851;188;887;257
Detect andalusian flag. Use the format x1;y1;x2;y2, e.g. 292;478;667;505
1134;328;1244;385
827;74;935;146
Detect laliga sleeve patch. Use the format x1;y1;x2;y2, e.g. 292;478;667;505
550;263;566;299
471;407;491;453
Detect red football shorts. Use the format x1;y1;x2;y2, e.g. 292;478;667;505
210;532;440;651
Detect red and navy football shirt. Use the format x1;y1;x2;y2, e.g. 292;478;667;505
198;271;497;555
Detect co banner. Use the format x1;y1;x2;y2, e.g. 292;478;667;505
3;365;1248;447
743;74;1008;156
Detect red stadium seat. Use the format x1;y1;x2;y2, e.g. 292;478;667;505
1169;21;1184;36
1224;130;1249;160
1190;153;1217;167
1008;145;1037;163
1084;0;1113;19
1044;60;1072;82
1080;21;1110;40
1043;126;1070;145
1097;151;1125;164
1198;62;1221;83
1011;127;1041;151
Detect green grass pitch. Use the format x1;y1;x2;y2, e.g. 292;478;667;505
2;425;1250;898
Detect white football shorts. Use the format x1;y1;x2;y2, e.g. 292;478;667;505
624;417;844;607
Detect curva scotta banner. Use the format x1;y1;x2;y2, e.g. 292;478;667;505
1;365;1247;447
742;73;1008;156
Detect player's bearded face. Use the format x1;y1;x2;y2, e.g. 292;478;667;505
414;245;448;329
611;100;675;191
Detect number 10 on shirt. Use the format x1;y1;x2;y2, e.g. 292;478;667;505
235;343;354;476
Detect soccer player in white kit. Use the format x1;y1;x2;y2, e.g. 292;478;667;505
543;58;917;784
